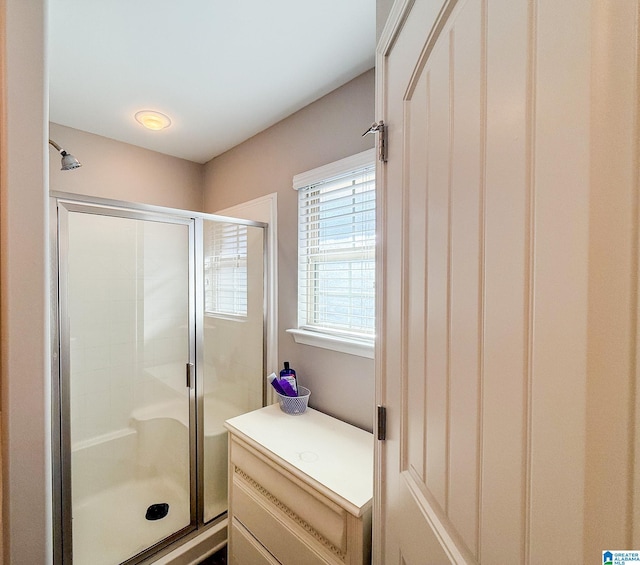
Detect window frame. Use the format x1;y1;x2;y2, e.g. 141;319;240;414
203;221;249;320
287;148;376;359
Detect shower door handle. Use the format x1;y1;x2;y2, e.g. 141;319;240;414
186;363;194;389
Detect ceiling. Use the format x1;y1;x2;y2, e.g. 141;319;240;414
49;0;376;164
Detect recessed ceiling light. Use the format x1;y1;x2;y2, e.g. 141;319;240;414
135;110;171;131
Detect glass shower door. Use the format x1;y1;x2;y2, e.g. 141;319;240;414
200;219;265;522
60;204;195;564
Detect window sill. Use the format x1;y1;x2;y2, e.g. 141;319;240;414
286;328;374;359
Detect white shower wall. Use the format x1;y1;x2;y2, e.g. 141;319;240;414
69;214;188;446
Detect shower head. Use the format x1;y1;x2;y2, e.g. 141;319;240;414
60;152;82;171
49;139;82;171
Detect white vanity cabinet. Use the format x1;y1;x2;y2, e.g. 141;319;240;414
224;404;374;565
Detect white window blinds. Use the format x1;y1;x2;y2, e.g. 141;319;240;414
204;221;248;317
294;150;375;341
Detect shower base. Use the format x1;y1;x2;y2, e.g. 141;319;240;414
73;476;189;565
70;391;249;564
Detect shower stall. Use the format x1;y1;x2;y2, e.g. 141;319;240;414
51;193;267;564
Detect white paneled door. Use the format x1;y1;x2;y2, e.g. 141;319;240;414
375;0;640;563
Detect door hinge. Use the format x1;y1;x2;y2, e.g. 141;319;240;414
377;405;387;441
362;120;388;163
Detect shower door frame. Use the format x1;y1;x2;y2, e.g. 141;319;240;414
50;192;268;565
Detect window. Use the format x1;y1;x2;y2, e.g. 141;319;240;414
288;149;375;358
204;221;248;317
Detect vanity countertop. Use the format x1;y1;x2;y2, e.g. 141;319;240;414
225;403;374;514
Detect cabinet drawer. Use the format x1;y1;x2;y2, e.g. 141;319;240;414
230;437;347;552
233;477;339;565
230;518;280;565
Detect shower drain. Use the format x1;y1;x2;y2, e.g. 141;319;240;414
145;503;169;521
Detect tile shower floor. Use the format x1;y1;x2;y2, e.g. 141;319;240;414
72;476;189;565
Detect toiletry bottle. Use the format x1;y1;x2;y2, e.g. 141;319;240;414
279;361;298;395
267;373;287;395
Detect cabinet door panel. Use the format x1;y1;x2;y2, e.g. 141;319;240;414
230;518;280;565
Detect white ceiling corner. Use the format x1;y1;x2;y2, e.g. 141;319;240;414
48;0;376;164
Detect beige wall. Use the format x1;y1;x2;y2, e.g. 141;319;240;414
203;69;376;431
49;123;203;211
1;0;51;562
376;0;394;41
